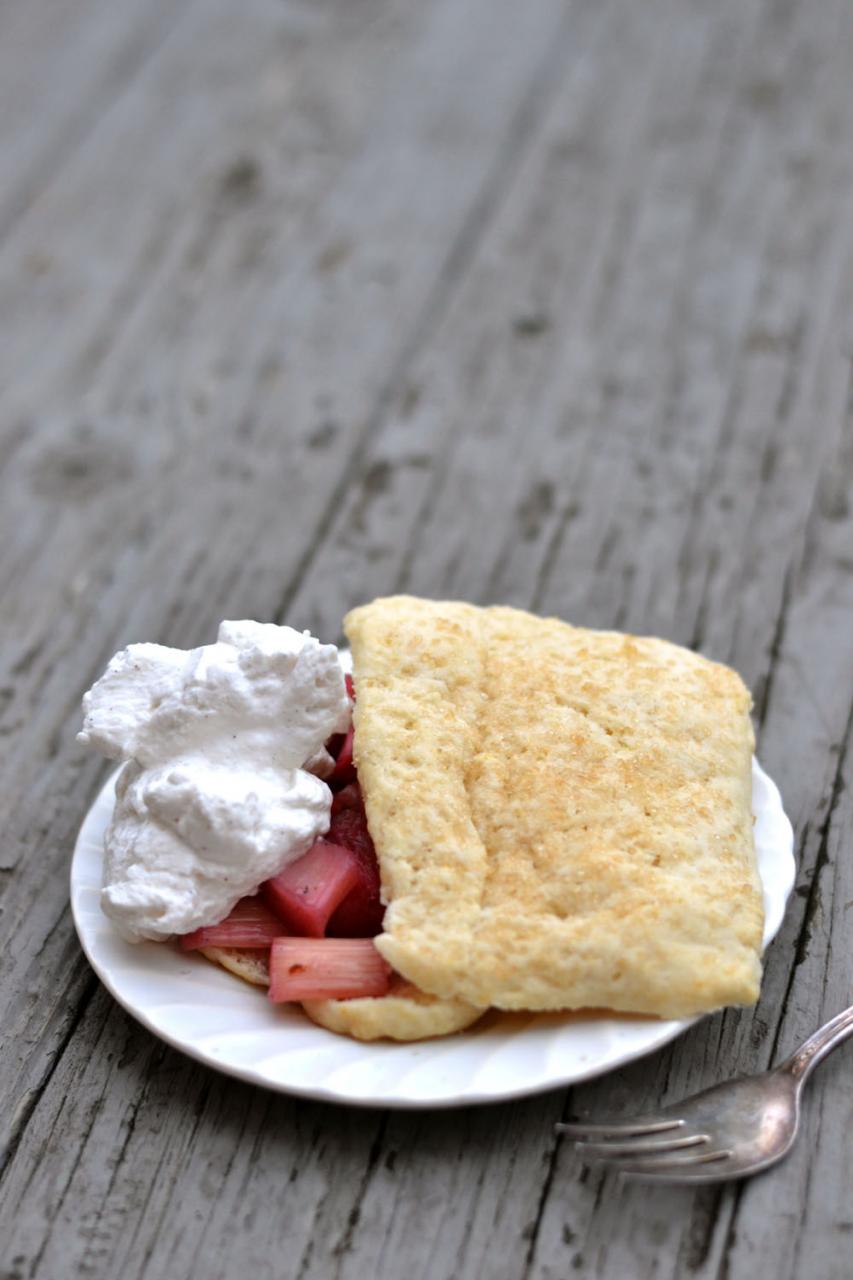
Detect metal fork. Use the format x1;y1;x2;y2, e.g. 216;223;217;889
556;1006;853;1184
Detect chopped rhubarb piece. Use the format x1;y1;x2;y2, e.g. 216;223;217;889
269;938;391;1002
179;897;284;951
329;723;355;782
331;782;362;816
262;841;360;937
345;672;355;701
326;801;385;937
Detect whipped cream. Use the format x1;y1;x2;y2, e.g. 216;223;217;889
78;620;351;942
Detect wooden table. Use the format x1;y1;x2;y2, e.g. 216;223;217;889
2;1;852;1276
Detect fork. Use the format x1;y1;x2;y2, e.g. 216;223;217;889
556;1006;853;1184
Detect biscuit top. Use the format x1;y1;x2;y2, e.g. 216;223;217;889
344;596;763;1019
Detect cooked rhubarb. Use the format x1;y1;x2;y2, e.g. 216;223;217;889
329;723;355;783
268;937;391;1001
326;799;385;937
179;896;284;951
330;781;362;816
262;841;360;937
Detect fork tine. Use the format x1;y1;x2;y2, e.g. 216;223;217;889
609;1149;734;1177
575;1133;709;1160
556;1118;684;1139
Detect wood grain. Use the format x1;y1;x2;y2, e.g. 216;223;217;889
2;0;853;1277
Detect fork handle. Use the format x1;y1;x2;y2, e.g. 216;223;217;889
778;1006;853;1083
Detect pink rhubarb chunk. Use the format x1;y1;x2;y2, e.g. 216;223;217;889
326;797;385;938
268;937;392;1001
328;723;355;784
179;896;284;951
330;782;362;816
262;841;360;937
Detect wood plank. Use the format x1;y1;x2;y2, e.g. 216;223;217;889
699;399;853;1280
0;0;190;238
2;0;853;1275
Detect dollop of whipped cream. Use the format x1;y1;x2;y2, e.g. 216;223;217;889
78;620;351;942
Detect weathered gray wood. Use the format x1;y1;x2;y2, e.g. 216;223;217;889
0;0;190;240
2;0;853;1276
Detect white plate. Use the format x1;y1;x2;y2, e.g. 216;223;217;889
70;759;794;1109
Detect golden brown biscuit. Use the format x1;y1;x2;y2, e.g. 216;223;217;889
345;596;763;1019
303;977;484;1041
199;946;270;987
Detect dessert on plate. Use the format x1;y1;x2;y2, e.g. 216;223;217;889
78;597;763;1041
